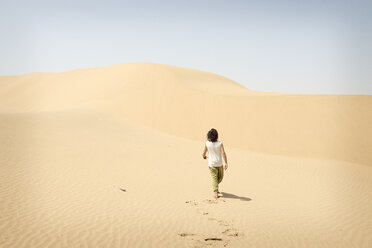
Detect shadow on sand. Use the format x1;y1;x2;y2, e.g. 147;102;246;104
220;192;252;201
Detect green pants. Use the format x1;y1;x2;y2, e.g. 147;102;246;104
209;166;224;191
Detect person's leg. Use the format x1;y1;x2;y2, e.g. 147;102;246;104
216;166;224;195
217;166;224;184
209;167;219;197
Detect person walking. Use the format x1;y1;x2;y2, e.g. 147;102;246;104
202;128;228;199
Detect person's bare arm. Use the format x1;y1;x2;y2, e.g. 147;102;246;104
202;145;207;159
221;143;228;170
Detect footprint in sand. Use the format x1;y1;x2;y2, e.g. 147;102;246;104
185;200;199;206
182;199;244;247
178;233;228;248
203;199;226;204
178;232;197;237
196;208;209;215
185;199;225;208
207;217;231;227
222;228;242;237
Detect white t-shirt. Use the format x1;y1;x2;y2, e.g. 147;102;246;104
206;140;223;167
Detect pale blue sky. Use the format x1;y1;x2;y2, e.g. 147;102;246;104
1;0;371;94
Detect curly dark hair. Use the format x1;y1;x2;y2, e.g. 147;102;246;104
207;128;218;142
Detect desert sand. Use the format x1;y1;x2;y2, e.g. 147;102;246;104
0;62;371;248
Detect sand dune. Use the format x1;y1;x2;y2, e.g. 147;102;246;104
1;63;370;165
0;63;371;247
